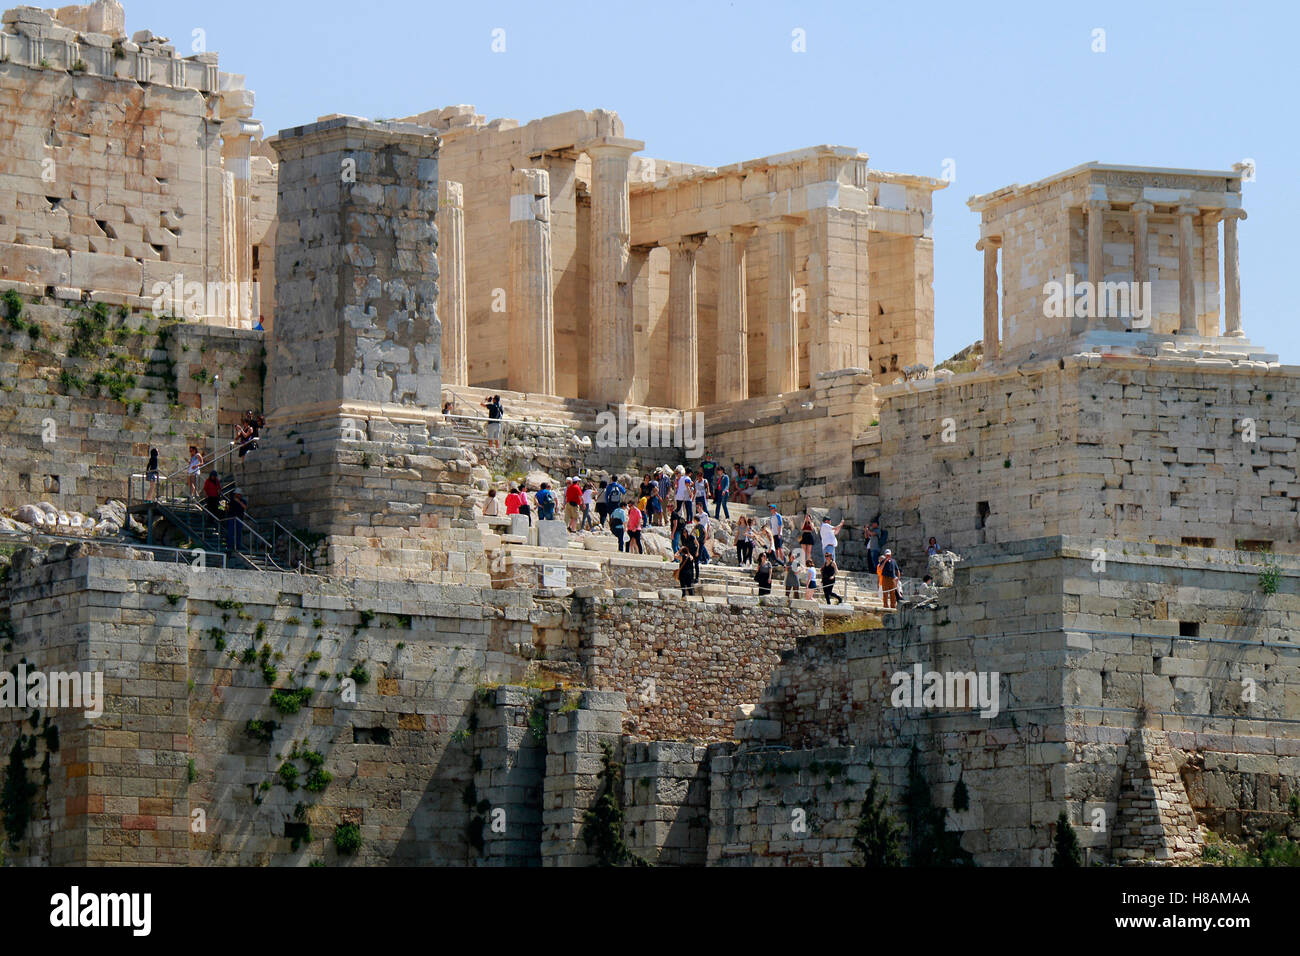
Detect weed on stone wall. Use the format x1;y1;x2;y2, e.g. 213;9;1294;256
905;746;974;867
581;743;648;867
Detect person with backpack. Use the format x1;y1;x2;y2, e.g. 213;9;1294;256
783;552;803;601
694;513;711;565
564;478;583;531
483;395;504;449
534;482;556;522
880;549;901;609
203;471;224;532
609;501;628;552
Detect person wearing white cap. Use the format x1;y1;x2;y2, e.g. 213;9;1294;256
879;549;900;610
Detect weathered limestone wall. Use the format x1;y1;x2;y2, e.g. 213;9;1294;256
578;594;826;741
868;355;1300;571
709;537;1300;865
0;550;546;864
267;116;441;423
0;297;263;514
0;3;263;326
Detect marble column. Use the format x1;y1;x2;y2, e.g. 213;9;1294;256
976;237;999;359
765;219;800;395
438;180;468;386
1131;201;1153;289
1222;209;1247;337
714;226;755;403
509;168;555;394
583;137;642;405
1177;205;1199;335
1085;199;1110;331
666;236;704;410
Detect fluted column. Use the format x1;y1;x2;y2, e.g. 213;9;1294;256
509;168;555;394
715;226;755;403
1131;201;1153;289
1085;199;1110;331
1177;205;1199;334
583;137;642;404
1222;209;1246;337
765;219;800;395
976;237;1000;359
438;180;468;385
666;236;703;410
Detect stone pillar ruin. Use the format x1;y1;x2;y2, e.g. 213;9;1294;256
438;180;469;385
714;226;753;403
584;137;641;405
266;118;442;423
1177;205;1199;334
765;219;800;395
977;236;999;359
667;235;703;409
1222;208;1246;337
509;168;556;395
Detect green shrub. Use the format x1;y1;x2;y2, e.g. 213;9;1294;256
334;823;362;855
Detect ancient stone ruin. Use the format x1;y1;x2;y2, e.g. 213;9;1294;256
0;1;1295;869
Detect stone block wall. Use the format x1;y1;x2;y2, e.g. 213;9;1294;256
0;551;544;864
578;593;826;741
0;298;263;514
867;354;1300;574
0;4;256;317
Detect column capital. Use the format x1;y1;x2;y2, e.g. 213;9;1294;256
579;135;644;158
1177;204;1200;218
762;216;803;233
712;224;758;243
1221;208;1248;222
439;179;464;208
666;234;707;254
1085;199;1111;213
975;236;1001;252
1130;200;1154;215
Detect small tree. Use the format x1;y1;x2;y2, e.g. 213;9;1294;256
581;743;647;867
852;775;904;867
1053;810;1082;867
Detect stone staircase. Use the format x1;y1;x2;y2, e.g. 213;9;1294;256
474;512;887;614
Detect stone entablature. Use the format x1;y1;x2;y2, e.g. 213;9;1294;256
0;4;223;93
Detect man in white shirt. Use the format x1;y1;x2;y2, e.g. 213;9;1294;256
768;506;784;556
820;515;844;563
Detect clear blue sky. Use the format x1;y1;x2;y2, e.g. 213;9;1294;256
128;0;1298;364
